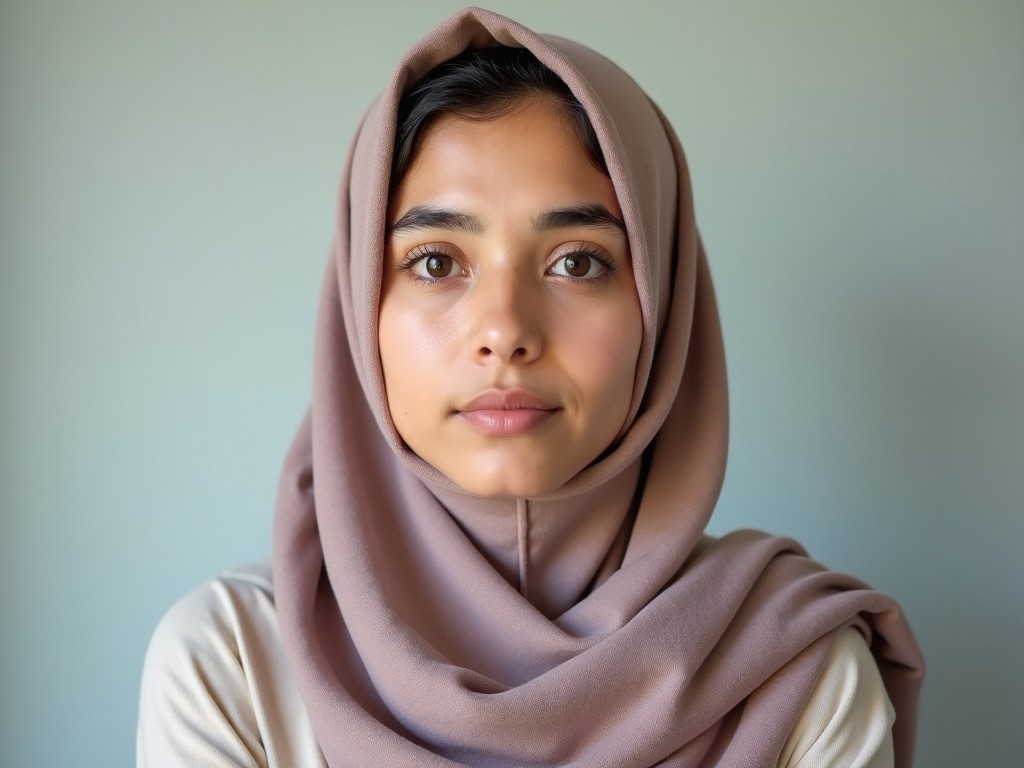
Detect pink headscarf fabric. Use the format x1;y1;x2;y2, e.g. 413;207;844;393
273;7;923;766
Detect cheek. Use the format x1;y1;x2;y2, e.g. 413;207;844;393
556;296;643;405
378;294;455;418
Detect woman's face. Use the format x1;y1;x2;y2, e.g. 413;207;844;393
378;99;642;497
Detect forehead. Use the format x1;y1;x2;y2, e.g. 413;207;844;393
391;100;622;218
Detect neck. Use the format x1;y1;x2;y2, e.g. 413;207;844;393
427;457;643;618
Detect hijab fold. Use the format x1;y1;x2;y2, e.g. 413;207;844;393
273;7;923;766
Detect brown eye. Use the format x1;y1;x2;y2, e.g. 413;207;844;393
426;254;453;277
406;250;465;281
562;253;591;277
549;249;610;280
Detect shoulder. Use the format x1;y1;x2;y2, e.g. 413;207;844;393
141;560;281;702
151;559;274;628
145;560;277;655
137;561;325;768
778;627;896;768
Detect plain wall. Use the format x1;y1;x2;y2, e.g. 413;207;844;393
1;1;1021;765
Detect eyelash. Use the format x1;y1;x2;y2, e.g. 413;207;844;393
395;244;618;284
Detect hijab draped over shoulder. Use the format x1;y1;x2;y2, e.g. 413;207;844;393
272;7;923;766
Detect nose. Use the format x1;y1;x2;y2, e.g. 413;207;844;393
468;272;542;365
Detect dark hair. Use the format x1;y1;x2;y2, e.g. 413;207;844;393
390;46;608;187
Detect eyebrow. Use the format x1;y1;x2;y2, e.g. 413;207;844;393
388;205;484;236
387;202;626;236
533;203;626;234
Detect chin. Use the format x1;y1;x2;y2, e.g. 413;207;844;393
446;464;569;500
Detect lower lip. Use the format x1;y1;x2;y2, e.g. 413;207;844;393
458;408;557;435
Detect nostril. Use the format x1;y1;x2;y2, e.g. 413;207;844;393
473;323;541;363
477;345;530;360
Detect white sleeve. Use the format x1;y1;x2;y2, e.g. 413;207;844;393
777;627;896;768
136;576;269;768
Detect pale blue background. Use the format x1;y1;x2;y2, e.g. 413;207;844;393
1;1;1021;765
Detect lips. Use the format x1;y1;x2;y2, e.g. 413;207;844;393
455;389;560;435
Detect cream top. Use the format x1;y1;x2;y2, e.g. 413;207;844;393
137;562;895;767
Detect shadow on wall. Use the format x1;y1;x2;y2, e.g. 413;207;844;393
858;277;1023;766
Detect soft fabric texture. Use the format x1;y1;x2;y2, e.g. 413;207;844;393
136;562;895;768
272;7;924;767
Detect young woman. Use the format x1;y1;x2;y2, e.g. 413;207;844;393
138;8;923;767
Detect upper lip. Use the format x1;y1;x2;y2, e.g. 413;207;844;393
456;388;558;412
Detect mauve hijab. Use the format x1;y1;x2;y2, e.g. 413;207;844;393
272;7;923;766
